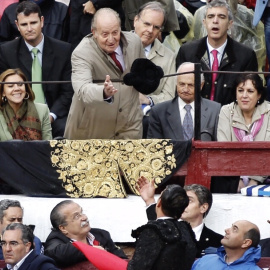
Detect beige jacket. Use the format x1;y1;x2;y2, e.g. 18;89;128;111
64;32;145;140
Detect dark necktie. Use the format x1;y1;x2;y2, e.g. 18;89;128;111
210;49;218;101
31;48;45;103
183;104;193;140
109;52;123;72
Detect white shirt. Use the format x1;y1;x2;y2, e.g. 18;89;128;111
144;44;151;58
192;223;204;241
207;38;227;68
178;97;195;128
25;34;44;66
7;250;33;270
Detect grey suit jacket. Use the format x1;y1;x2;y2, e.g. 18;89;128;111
147;97;221;141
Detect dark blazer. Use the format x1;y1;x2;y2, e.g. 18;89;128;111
146;204;223;258
44;228;127;267
4;250;59;270
0;36;73;136
176;36;258;106
147;97;221;141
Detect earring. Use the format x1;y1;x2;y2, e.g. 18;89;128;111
258;100;259;104
2;96;7;102
24;93;29;100
235;99;238;104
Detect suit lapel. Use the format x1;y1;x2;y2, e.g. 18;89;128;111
42;37;54;93
167;98;184;140
18;39;32;80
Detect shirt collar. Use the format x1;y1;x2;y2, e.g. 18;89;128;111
206;37;227;55
70;232;95;246
178;97;194;111
7;250;33;270
114;45;123;56
25;34;44;54
193;223;204;241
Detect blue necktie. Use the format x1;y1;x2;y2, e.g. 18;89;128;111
183;104;193;140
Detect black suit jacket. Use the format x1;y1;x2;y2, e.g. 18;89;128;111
146;204;223;258
147;97;221;141
44;228;127;267
0;36;73;119
4;250;58;270
176;36;258;106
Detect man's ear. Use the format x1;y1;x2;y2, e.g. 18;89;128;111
200;203;209;215
59;225;68;235
241;238;252;249
15;20;20;31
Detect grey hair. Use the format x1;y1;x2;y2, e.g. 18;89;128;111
137;1;166;26
204;0;233;21
0;200;23;222
91;8;121;31
2;223;34;250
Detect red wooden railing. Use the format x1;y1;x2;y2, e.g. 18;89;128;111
175;140;270;188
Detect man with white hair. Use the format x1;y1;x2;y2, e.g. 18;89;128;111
44;200;127;267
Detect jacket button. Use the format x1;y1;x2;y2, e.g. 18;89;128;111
115;132;119;136
214;81;217;84
119;108;122;112
224;84;227;87
205;95;208;98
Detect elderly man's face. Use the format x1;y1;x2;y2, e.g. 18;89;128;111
92;12;121;54
59;202;91;240
2;229;31;267
0;207;23;234
134;9;164;47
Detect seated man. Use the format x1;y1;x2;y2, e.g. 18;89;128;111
137;177;223;257
44;200;127;267
147;62;221;141
128;184;197;270
192;220;261;269
1;223;58;270
0;199;42;259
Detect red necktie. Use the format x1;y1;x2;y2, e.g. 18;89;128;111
109;52;123;72
210;49;218;101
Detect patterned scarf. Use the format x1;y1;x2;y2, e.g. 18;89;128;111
3;100;42;140
233;114;264;141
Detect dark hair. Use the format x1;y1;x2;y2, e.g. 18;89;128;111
184;184;212;217
0;69;35;109
50;200;74;230
244;227;260;248
16;1;42;20
0;200;23;222
137;1;166;27
234;73;266;104
2;223;34;250
160;184;189;219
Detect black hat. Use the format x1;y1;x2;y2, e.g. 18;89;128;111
123;58;164;95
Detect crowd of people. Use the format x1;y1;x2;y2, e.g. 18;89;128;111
0;0;269;268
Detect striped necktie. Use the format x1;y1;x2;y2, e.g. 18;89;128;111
183;104;193;140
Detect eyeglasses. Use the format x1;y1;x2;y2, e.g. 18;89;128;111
139;16;164;31
0;241;27;248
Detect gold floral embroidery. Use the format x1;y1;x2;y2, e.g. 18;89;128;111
50;139;177;198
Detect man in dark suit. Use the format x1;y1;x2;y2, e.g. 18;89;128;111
1;223;58;270
176;0;258;106
147;62;221;141
0;1;73;137
44;200;127;268
137;176;223;257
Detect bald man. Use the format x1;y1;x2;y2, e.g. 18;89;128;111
192;220;261;269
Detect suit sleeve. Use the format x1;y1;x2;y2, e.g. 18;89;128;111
127;228;163;270
49;44;74;118
146;204;157;220
147;107;165;139
41;105;53;140
44;237;86;267
0;45;9;74
246;50;258;71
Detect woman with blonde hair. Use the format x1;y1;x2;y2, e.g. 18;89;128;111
0;68;52;141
